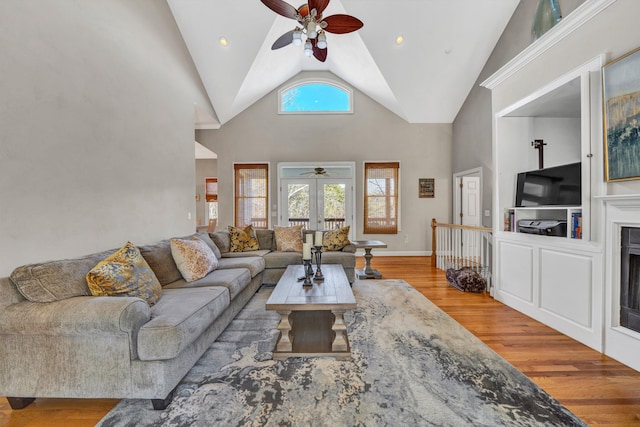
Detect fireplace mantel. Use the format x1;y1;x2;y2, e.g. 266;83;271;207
599;194;640;371
596;194;640;203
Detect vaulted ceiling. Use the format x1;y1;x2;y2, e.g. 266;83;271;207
167;0;519;127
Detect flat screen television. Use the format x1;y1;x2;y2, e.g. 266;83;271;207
515;162;581;207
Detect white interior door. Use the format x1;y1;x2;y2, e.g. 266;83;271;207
461;176;481;226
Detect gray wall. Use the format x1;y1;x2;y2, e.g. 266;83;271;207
0;1;211;276
452;0;585;227
488;0;640;197
197;72;452;254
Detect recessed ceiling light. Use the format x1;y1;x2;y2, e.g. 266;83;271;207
395;35;404;45
219;37;229;47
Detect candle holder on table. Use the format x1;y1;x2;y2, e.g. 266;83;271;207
303;259;313;286
313;246;324;281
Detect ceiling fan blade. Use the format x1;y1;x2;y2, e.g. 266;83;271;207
260;0;298;19
311;39;327;62
271;30;295;50
322;14;363;34
308;0;330;16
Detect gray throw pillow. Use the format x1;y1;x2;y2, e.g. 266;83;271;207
10;249;116;302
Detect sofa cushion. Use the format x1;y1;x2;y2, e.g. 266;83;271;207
86;242;162;306
217;256;265;278
322;226;351;251
274;225;304;252
263;251;302;269
138;240;182;286
171;237;219;282
221;249;271;259
255;229;275;250
164;268;252;300
210;231;231;253
9;249;116;302
228;225;260;252
321;250;356;268
137;287;230;361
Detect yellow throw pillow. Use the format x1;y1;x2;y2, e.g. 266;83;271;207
86;242;162;306
228;225;260;252
322;226;351;251
274;225;304;252
170;237;219;282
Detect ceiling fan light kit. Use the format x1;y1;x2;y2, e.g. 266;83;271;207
261;0;363;62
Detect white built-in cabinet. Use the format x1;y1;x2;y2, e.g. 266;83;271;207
484;55;605;352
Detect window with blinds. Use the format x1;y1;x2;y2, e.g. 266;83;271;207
205;178;218;202
234;163;269;229
364;162;399;234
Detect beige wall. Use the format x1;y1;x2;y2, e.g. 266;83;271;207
0;1;212;276
197;72;452;253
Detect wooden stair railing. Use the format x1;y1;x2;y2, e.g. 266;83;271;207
431;218;493;288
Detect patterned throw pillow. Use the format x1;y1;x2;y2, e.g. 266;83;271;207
322;226;351;251
86;242;162;306
170;237;219;282
227;225;260;252
274;225;304;252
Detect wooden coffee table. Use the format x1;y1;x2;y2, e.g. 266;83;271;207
266;264;357;361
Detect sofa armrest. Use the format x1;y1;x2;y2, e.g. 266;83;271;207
0;296;150;359
342;244;356;253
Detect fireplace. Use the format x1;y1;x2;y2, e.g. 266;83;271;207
601;195;640;371
620;227;640;333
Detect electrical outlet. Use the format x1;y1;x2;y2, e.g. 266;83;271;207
484;210;491;217
404;234;409;243
188;212;192;220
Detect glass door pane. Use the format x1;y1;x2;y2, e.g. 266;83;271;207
283;180;315;229
322;182;346;230
279;176;352;238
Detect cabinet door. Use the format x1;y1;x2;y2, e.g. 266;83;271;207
497;240;534;303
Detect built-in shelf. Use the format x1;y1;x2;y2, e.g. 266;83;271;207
505;206;582;239
488;52;604;352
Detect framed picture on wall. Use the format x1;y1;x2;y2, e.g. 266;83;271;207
418;178;434;198
603;46;640;182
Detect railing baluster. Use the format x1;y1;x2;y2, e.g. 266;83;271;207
431;218;492;285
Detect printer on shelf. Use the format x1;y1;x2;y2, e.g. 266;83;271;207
517;219;567;236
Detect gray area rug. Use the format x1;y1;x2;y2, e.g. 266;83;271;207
98;279;585;426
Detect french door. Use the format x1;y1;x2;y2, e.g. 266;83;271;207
280;178;353;232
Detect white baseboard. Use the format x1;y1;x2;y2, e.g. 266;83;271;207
355;250;431;257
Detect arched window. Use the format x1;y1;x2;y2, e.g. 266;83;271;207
278;79;353;114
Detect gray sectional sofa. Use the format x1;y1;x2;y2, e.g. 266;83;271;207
210;228;356;285
0;229;354;410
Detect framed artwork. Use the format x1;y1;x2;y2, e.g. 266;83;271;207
419;178;434;198
603;46;640;182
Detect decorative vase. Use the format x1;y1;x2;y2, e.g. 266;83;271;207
531;0;562;42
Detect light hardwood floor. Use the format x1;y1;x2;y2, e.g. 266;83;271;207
1;256;640;426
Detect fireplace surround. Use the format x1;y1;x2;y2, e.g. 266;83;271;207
620;227;640;333
601;195;640;372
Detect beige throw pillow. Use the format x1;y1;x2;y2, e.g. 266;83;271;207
274;225;304;252
170;237;219;282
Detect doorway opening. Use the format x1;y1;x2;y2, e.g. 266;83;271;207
278;162;355;238
453;167;483;227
